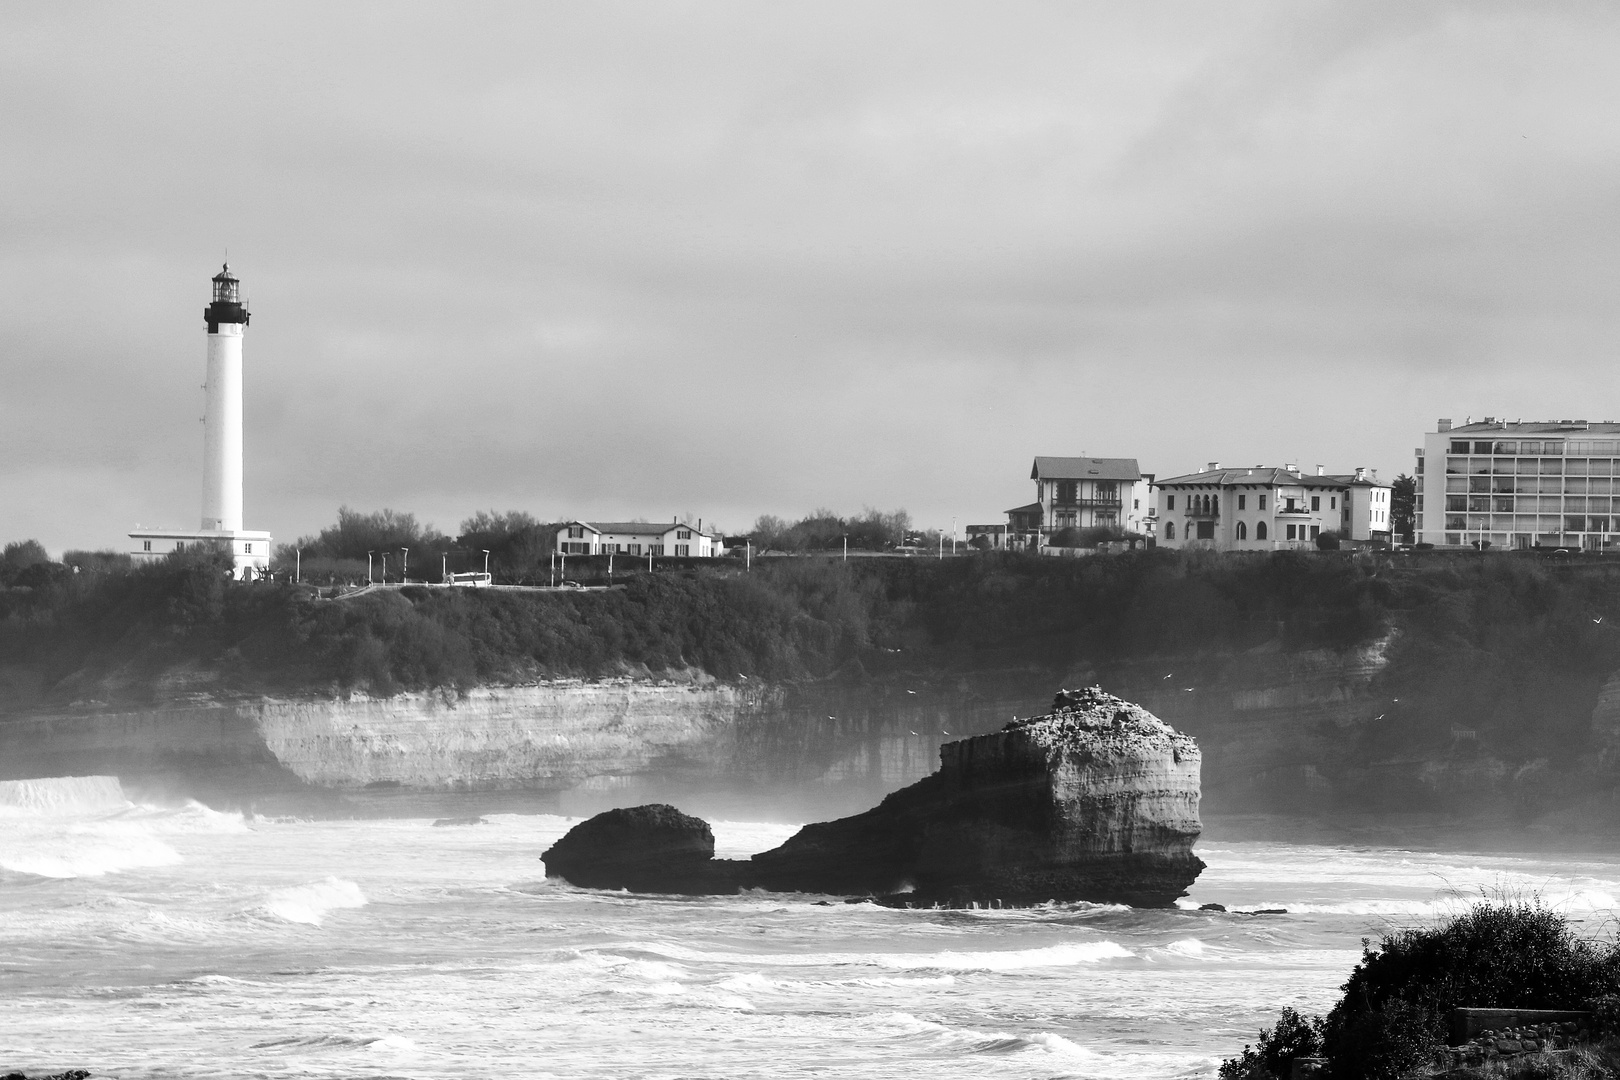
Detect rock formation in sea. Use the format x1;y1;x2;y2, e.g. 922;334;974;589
541;687;1204;907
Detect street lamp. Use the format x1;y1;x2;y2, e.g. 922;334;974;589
401;547;409;583
367;550;374;584
482;549;490;579
380;552;388;582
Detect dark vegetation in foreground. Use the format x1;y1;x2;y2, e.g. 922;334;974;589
4;546;1620;710
1221;902;1620;1080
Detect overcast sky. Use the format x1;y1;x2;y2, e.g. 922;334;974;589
4;2;1619;552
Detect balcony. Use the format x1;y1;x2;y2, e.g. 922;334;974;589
1275;505;1313;516
1049;498;1123;510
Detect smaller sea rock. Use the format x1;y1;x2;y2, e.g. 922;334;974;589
1198;903;1226;912
542;804;741;894
432;816;485;827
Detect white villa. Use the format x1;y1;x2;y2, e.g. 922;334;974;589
1154;463;1392;551
555;521;722;558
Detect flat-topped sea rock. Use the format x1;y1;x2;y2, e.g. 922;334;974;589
542;687;1203;907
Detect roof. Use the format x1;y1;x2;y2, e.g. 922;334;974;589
569;521;714;538
1441;420;1620;435
1003;502;1042;515
1030;456;1141;482
1320;472;1388;488
1154;467;1350;488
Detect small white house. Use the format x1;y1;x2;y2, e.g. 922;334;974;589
129;528;273;579
555;521;722;558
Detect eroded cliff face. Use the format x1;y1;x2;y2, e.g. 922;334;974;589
255;680;766;788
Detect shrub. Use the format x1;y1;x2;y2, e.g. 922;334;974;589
1231;903;1620;1080
1315;530;1342;550
1218;1007;1324;1079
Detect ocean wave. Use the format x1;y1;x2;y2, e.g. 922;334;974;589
250;1032;418;1053
262;877;368;925
610;938;1132;971
0;775;130;814
0;831;183;878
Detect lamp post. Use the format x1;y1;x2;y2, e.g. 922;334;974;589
380;552;388;582
296;548;301;583
482;549;490;580
401;547;409;583
442;553;447;583
842;535;848;562
367;550;374;584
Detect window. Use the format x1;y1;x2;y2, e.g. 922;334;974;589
1056;480;1077;503
1287;524;1297;540
1256;522;1268;541
1450;440;1470;454
244;543;252;553
1133;499;1139;509
650;545;664;556
1167;495;1175;510
1310;525;1320;539
1196;520;1215;540
677;529;692;540
1473;441;1494;454
175;541;185;553
676;543;690;556
568;525;584;539
1285;498;1298;512
1238;494;1246;510
1259;495;1267;511
1165;521;1176;539
142;540;152;552
1311;496;1320;511
628;544;641;556
1330;497;1336;510
1236;521;1247;540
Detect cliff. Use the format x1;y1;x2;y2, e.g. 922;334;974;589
542;688;1205;907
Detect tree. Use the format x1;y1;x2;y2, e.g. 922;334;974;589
2;539;49;570
1391;474;1416;544
1315;529;1342;550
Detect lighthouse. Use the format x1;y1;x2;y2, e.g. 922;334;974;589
202;264;247;531
129;264;272;578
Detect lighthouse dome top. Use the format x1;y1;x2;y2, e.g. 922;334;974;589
211;263;240;303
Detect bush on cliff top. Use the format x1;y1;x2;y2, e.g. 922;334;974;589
1222;901;1620;1080
5;547;1620;711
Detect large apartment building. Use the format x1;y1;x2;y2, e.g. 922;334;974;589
1416;418;1620;550
1154;463;1391;551
1005;456;1154;549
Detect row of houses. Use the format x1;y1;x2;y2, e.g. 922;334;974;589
969;455;1393;553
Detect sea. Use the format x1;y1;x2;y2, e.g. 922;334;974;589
5;776;1620;1080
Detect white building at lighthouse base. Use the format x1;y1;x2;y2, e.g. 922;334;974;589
129;528;272;579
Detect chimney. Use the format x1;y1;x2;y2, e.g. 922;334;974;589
1206;461;1220;472
1316;465;1324;476
1354;466;1367;481
1438;418;1452;432
1285;462;1298;473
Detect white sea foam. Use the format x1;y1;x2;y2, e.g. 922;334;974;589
263;877;367;925
619;938;1132;971
0;829;182;878
0;775;130;814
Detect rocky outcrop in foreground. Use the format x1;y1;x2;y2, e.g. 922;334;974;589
542;687;1204;907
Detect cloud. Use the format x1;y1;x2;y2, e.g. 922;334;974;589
3;2;1620;550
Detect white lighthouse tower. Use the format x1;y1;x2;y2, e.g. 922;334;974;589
129;264;272;578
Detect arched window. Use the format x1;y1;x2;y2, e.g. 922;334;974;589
1165;521;1176;540
1256;521;1268;541
1236;521;1247;540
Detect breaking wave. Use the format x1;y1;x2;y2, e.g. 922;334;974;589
263;878;368;925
